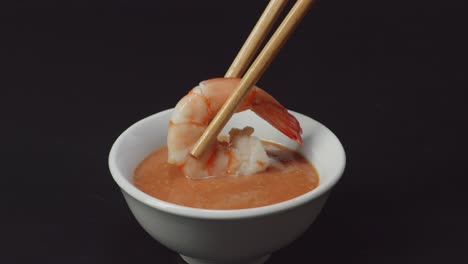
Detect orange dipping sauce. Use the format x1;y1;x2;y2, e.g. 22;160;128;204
133;142;319;210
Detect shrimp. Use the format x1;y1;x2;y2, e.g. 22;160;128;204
167;77;303;179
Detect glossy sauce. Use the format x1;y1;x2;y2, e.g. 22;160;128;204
133;142;319;210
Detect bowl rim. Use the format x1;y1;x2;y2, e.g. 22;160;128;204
108;109;346;220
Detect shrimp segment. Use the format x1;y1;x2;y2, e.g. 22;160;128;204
167;77;303;179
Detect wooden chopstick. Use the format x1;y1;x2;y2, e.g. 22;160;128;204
190;0;315;158
225;0;289;78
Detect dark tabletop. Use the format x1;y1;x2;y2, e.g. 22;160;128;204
2;0;467;263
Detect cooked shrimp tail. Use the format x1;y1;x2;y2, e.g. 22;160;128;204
250;89;303;145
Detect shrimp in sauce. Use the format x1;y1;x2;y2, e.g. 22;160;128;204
167;77;302;179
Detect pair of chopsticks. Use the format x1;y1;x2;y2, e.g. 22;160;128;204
190;0;315;158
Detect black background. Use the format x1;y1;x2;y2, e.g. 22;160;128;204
2;0;467;263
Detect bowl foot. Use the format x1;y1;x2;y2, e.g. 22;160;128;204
180;254;271;264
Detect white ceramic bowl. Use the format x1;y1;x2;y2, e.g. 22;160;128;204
109;109;346;264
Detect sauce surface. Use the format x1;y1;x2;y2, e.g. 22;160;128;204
133;142;319;210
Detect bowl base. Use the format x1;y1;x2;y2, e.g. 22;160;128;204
179;254;270;264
